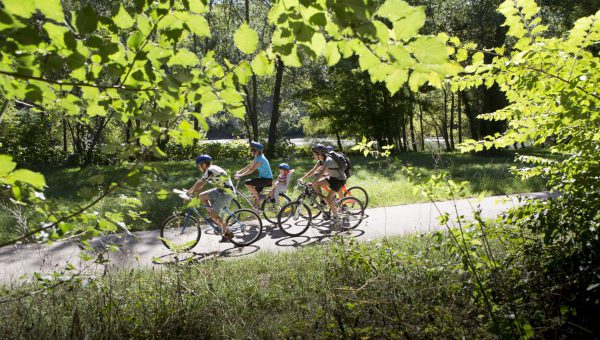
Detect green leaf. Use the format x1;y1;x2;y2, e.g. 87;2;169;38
75;6;98;34
385;69;408;94
234;61;252;84
187;14;211;37
1;0;36;18
357;47;380;71
189;0;207;13
168;49;199;67
220;88;243;104
251;51;275;76
140;135;153;147
35;0;65;22
323;41;341;66
87;102;107;117
472;52;484;66
310;32;327;56
234;23;259;54
406;37;448;64
8;169;46;188
200;92;223;115
0;155;17;176
113;5;134;29
127;31;145;50
43;22;71;49
392;7;425;40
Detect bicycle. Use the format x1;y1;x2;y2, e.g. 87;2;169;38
309;174;369;211
227;179;291;224
160;189;263;251
276;182;365;236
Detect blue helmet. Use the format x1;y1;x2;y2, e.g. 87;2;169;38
312;143;327;154
279;163;291;171
325;146;334;152
250;141;263;151
195;154;212;165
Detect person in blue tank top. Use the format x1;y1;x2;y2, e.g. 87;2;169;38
234;141;273;207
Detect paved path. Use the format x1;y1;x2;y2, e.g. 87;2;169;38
0;192;551;284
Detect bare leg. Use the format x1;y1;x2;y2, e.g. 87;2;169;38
245;184;260;207
198;193;227;232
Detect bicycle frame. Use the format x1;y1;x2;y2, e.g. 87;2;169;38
232;179;275;208
181;204;246;235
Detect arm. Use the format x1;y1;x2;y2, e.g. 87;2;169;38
237;162;253;174
300;163;322;181
237;161;260;177
187;179;206;196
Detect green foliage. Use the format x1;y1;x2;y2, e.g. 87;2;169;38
457;0;600;197
267;0;459;93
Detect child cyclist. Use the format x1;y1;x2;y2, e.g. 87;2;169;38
234;141;273;207
186;154;236;242
265;163;294;205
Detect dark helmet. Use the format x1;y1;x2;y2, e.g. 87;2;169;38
195;154;212;165
250;141;263;151
312;143;327;154
278;163;291;171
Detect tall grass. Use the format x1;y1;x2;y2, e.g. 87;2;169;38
0;235;492;338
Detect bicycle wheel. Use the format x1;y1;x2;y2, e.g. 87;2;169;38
260;193;291;224
338;197;365;230
160;212;202;251
226;209;263;246
345;186;369;209
303;196;324;220
277;201;312;236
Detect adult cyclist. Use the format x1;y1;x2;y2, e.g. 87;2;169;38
234;141;273;207
186;154;236;242
298;143;347;222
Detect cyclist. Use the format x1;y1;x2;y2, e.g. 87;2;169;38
186;154;236;242
234;141;273;207
265;163;294;205
298;143;347;222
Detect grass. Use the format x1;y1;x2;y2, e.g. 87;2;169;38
0;150;547;244
0;235;492;338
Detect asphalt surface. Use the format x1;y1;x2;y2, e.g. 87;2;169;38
0;192;551;285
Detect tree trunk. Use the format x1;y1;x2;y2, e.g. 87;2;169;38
401;113;408;152
62;117;68;153
458;91;463;143
450;91;455;150
266;57;284;158
461;90;478;140
418;97;425;151
442;88;451;151
126;119;132;144
408;91;417;152
0;100;8;125
336;131;343;152
409;112;417;152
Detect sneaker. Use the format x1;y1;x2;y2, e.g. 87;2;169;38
219;231;234;243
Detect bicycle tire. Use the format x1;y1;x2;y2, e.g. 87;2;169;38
345;186;369;210
260;193;292;224
226;209;263;246
277;201;312;236
338;197;365;230
159;212;202;251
